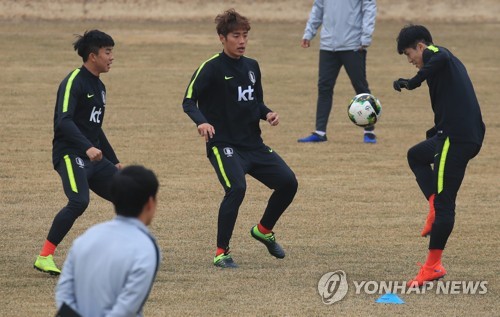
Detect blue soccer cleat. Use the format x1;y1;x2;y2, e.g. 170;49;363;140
298;133;327;143
363;132;377;144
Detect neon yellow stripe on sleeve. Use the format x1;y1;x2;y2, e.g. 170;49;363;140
63;155;78;193
186;54;219;99
437;137;450;194
212;146;231;188
62;69;81;113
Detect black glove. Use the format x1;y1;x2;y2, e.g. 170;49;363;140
393;78;409;92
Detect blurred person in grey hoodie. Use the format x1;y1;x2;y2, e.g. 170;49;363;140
298;0;378;144
56;165;160;317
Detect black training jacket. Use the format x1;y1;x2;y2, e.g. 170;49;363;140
182;51;272;154
408;45;485;145
52;66;118;167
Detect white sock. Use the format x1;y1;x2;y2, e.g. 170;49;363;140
314;130;326;137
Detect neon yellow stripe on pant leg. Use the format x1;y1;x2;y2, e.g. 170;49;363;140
212;147;231;188
63;155;78;193
437;137;450;194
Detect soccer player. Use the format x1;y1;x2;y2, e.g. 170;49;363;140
56;165;160;317
34;30;122;275
394;25;485;286
182;9;298;268
298;0;378;143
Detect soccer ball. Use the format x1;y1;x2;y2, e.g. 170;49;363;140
347;93;382;127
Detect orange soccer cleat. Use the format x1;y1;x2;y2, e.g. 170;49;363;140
407;262;447;287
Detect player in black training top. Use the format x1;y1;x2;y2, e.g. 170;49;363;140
393;25;485;286
34;30;122;275
183;9;298;268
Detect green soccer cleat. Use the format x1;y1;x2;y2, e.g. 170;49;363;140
34;254;61;276
213;252;238;268
250;225;285;259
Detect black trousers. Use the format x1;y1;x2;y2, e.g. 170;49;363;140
407;135;481;250
208;145;298;249
316;49;374;133
47;154;118;245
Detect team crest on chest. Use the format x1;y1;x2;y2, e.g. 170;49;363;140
248;71;256;85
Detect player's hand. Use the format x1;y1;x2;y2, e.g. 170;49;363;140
197;123;215;142
115;163;124;170
266;112;279;126
301;39;310;48
393;78;409;92
86;147;102;161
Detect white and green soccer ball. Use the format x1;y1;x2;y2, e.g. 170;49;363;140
347;93;382;127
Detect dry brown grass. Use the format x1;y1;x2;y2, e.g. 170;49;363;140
0;16;499;317
1;0;500;22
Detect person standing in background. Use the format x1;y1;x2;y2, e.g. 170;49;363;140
298;0;378;143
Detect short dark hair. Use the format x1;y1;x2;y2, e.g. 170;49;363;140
110;165;159;218
73;29;114;62
396;24;433;54
215;9;251;37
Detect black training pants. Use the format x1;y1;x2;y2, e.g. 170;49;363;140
316;49;374;133
208;145;298;249
407;135;481;249
47;154;118;245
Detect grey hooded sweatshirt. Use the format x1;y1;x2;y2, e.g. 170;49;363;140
303;0;377;51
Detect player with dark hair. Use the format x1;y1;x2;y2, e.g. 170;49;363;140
56;165;160;317
34;30;122;275
182;9;298;268
394;24;485;286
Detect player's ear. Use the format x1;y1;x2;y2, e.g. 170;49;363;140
416;42;427;52
145;196;157;213
219;34;226;44
141;196;157;225
88;52;97;62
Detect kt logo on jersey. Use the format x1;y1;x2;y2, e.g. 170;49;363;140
89;91;106;123
238;85;254;101
237;70;256;102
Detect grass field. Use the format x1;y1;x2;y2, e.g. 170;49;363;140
0;17;499;316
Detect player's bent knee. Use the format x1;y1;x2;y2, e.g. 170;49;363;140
276;174;298;193
227;184;246;199
66;198;90;216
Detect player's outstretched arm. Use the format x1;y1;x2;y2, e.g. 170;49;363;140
393;78;409;92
